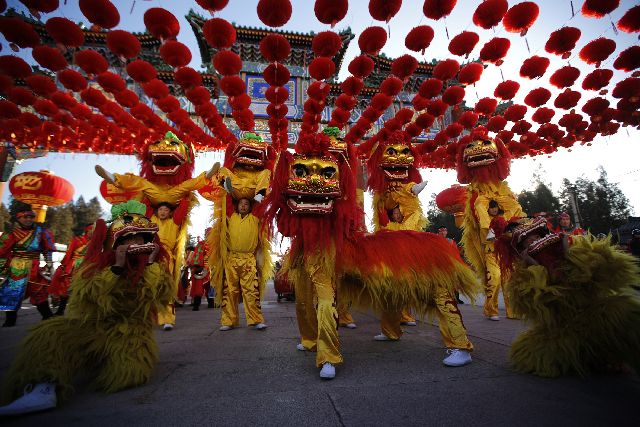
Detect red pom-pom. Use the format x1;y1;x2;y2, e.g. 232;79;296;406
196;0;229;11
0;55;32;79
0;100;21;119
423;0;457;20
391;54;418;80
315;0;349;26
419;78;443;98
107;30;141;59
520;55;550;79
479;37;510;65
427;99;448;116
157;96;181;114
457;111;478;129
213;50;242;76
445;122;464;137
536;122;559;136
504;104;527;122
348;55;375;78
97;71;126;94
79;0;119;29
549;66;580;88
45;17;84;48
582;97;610;117
582;68;613;91
554;89;581;109
618;6;640;33
503;2;539;35
448;31;480;57
442;85;465;106
34;99;59;117
219;76;246;97
0;74;13;95
380;76;403;96
74;50;108;75
142;79;170;100
524;87;551;108
174;67;203;90
612;78;640;100
341;76;364;96
126;60;158;83
259;34;291;62
581;0;620;18
20;111;41;127
511;120;532;135
229;93;252;110
330;107;351;126
257;0;292;27
8;87;35;106
545;27;581;58
405;123;422;137
0;17;40;48
395;108;414;125
160;40;192;68
371;93;393;111
358;26;387;55
458;62;484;85
186;87;211;106
32;46;67;72
433;59;459;81
475;97;498;116
267;103;289;118
405;25;434;54
473;0;508;29
57;69;87;92
493;79;520;100
144;8;179;40
312;31;343;57
203;18;236;49
114;89;139;108
307;81;330;99
266;86;290;104
80;87;107;108
415;112;435;129
412;95;429;111
613;46;640;72
263;63;291;86
309;57;336;80
578;37;616;67
369;0;402;22
487;115;507;132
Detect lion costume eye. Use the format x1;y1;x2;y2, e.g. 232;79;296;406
401;148;410;155
321;167;337;179
293;164;308;177
386;147;397;155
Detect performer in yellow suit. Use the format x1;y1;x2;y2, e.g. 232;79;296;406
219;198;267;331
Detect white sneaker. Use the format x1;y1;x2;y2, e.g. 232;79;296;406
219;325;233;331
254;323;267;330
442;349;472;367
0;383;57;416
296;343;307;351
343;323;357;329
162;324;174;331
401;321;417;326
489;316;500;321
319;363;336;379
374;333;391;341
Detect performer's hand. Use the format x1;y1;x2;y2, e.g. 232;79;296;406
206;162;221;179
254;193;264;203
147;242;161;265
95;165;116;184
411;181;428;195
114;244;130;267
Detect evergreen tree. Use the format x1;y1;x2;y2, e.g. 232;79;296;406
0;203;11;233
44;204;74;245
518;181;561;217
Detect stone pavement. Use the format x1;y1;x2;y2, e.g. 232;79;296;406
0;284;637;426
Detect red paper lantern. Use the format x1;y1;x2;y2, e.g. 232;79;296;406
26;75;57;97
32;46;67;72
520;55;550;79
341;77;364;96
423;0;457;20
0;100;21;119
0;17;40;48
582;69;613;91
427;99;448;117
380;76;403;96
314;0;349;27
582;97;610;117
219;76;246;97
545;27;581;59
502;2;539;36
174;67;203;90
45;17;85;48
554;89;581;109
419;78;443;98
448;31;480;57
100;180;139;205
348;55;375;78
309;57;336;80
97;72;126;94
549;66;580;88
405;25;434;54
457;111;478;129
391;54;418;81
613;46;640;72
142;79;170;100
475;97;498;116
144;8;180;40
504;104;527;122
263;63;290;86
8;87;35;106
57;69;87;92
79;0;119;29
473;0;508;29
412;95;429;111
106;30;141;60
479;37;510;65
358;26;387;55
126;60;158;83
257;0;292;27
369;0;402;22
524;87;551;108
617;6;640;33
160;40;192;68
612;78;640;100
74;50;108;75
487;115;507;132
213;50;242;76
578;37;616;67
10;170;74;209
433;59;459;81
312;31;343;57
457;62;484;85
259;34;291;62
581;0;620;18
0;55;32;79
203;18;236;49
80;87;107;108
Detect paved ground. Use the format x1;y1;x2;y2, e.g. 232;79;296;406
0;284;638;426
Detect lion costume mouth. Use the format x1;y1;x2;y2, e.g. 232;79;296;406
380;164;410;180
463;139;498;168
150;151;185;175
286;194;335;214
232;144;266;167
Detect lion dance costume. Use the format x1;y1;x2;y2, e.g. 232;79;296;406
492;216;640;377
0;200;173;416
96;131;216;328
456;132;525;319
265;132;479;379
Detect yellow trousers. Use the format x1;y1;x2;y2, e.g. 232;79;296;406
295;261;342;367
381;285;473;350
337;301;354;326
157;259;177;326
220;252;264;327
483;251;513;318
379;307;415;340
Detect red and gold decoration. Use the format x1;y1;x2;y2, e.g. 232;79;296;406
9;170;74;222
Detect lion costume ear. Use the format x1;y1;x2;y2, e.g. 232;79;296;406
84;219;108;263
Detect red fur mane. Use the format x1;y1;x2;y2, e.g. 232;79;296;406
140;141;195;186
366;130;422;194
456;135;511;184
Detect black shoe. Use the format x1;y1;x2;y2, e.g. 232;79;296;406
192;296;202;311
2;311;17;327
456;299;465;304
36;302;54;320
54;297;68;316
